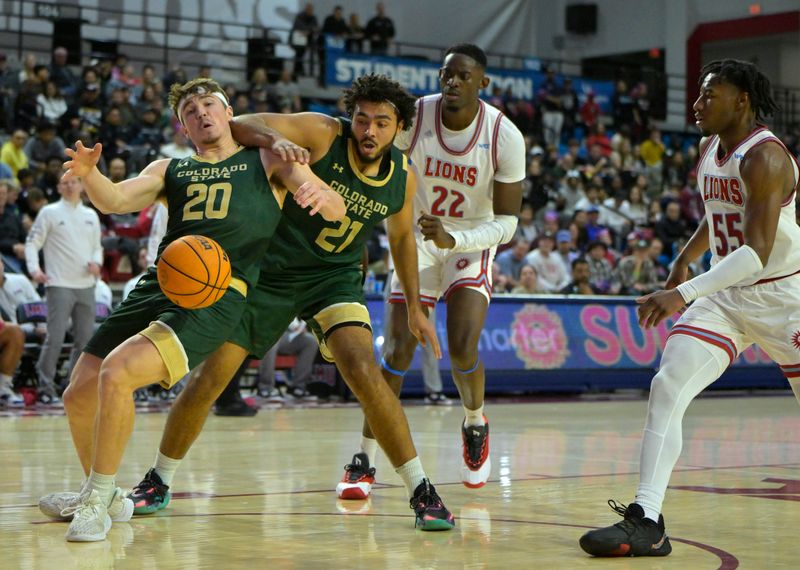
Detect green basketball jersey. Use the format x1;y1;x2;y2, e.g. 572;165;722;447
264;118;408;276
160;147;283;287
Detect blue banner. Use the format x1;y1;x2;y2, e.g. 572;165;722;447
326;50;616;113
366;295;776;372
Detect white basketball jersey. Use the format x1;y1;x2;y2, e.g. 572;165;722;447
697;126;800;285
395;94;525;234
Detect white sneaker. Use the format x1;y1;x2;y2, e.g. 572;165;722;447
40;487;133;522
64;490;112;542
0;382;24;407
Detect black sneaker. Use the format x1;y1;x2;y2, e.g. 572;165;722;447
579;500;672;557
410;479;455;531
214;399;258;417
129;468;172;515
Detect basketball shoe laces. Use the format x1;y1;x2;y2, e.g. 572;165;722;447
411;480;444;513
343;460;375;483
131;469;169;501
464;426;488;467
60;490;101;520
606;499;655;534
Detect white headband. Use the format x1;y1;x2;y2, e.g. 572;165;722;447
176;88;229;124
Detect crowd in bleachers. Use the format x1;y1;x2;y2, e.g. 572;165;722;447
1;35;799;405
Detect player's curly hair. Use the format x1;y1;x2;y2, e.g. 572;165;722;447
342;74;417;131
700;59;779;120
445;43;487;69
167;77;228;120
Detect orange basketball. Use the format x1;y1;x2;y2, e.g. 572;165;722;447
157;235;232;309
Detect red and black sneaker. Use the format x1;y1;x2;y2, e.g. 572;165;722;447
128;468;172;515
411;479;455;531
461;416;491;488
336;452;375;500
579;500;672;557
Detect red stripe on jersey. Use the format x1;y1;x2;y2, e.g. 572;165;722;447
408;98;425;154
491;114;504;172
714;125;768;167
753;267;800;285
434;97;485;156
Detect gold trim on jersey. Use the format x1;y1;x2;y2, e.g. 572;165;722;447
347;140;395;187
401;154;408;171
139;321;190;388
271;187;287;210
228;277;248;298
190;145;246;164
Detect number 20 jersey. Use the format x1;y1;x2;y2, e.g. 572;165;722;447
394;94;526;234
697;126;800;285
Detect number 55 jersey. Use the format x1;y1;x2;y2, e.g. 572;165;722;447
697;126;800;285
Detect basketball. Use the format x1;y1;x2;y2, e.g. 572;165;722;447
157;235;232;309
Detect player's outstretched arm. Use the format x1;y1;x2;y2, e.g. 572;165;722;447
63;141;167;214
388;166;442;358
231;112;340;164
264;149;345;221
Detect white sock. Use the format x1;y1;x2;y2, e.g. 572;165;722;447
360;436;378;467
153;451;182;487
86;469;116;506
395;456;426;498
463;404;485;427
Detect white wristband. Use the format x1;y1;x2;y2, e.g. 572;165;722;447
676;244;763;303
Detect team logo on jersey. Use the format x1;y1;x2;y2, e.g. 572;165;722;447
332;162;344;173
792;330;800;351
511;305;570;369
455;258;470;270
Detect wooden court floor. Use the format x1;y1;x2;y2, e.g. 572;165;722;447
2;393;799;569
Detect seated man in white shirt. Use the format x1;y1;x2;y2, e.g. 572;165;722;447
524;232;570;293
257;318;319;401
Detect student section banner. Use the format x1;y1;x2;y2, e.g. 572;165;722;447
364;295;782;392
325;49;616;113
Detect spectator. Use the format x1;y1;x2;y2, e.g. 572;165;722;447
248;68;270;109
322;5;349;42
24;171;103;404
258;318;319;400
679;169;704;230
98;107;136;162
586;123;612;157
560;258;597;295
640;128;666;198
48;46;78;97
511;264;542;294
555;229;578;268
491;262;510;294
0;180;27;273
68;83;103;135
514;203;538;243
107;157;128;184
0;318;24;406
290;3;319;76
601;188;633;240
36;81;68;123
654;200;689;258
159;130;193;160
31;155;63;205
122;246;149;301
619;184;649;227
611;79;635;131
21;187;47;232
346;13;366;53
631;82;651;141
560;77;579;140
556;169;583;217
525;156;553;213
615;238;658;296
365;2;395;56
585;240;615;294
270;69;302;113
0;257;43;341
1;129;30;180
580;91;601;132
525;232;569;293
0;52;17;132
495;239;530;286
648;237;670;287
23;121;66;173
539;68;564;147
108;87;136;127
